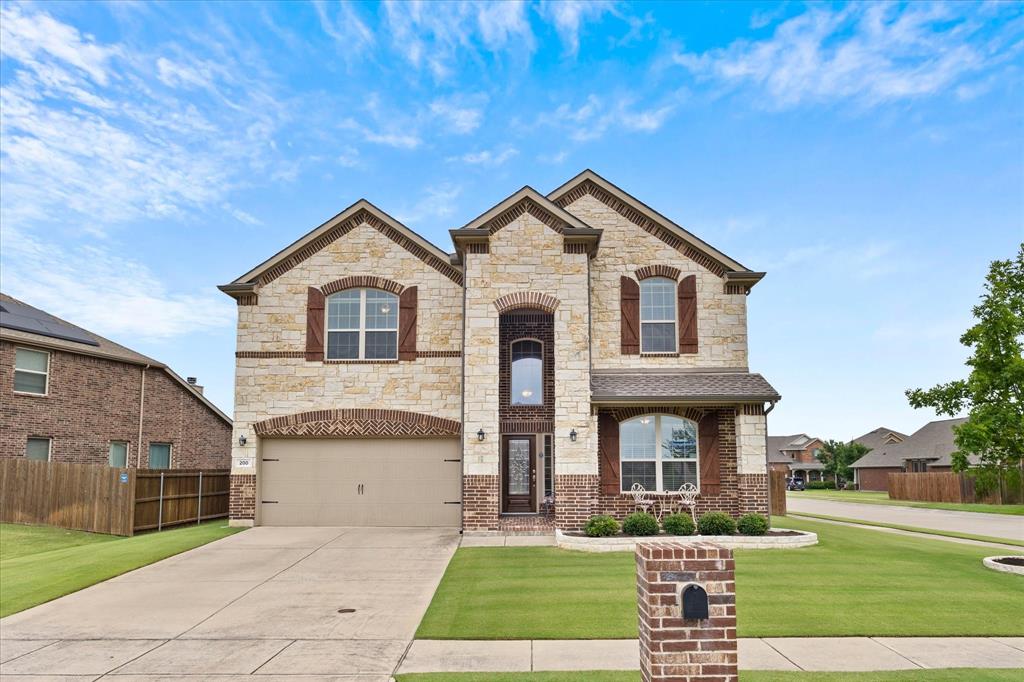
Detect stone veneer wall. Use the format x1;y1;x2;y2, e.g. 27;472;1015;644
230;221;463;521
462;208;593;529
560;193;748;369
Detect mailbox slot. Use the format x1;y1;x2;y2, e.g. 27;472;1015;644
678;582;709;620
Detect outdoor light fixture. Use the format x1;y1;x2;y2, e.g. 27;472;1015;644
569;429;578;442
238;434;247;446
477;429;486;442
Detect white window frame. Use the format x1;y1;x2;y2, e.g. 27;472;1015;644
109;440;130;468
619;414;700;493
639;278;678;354
510;338;544;405
148;442;172;469
13;347;50;396
325;288;399;361
26;437;52;461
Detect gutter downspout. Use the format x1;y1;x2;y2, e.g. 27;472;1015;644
763;399;777;528
137;365;149;468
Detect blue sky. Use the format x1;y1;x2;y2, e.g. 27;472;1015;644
1;1;1021;441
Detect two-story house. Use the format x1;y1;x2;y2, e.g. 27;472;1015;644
767;433;829;483
220;171;780;531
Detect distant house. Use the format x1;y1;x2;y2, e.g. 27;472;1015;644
1;293;232;469
850;419;973;492
767;434;829;483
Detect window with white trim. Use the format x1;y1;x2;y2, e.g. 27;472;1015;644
619;414;698;492
26;437;51;461
639;278;676;353
149;442;171;469
14;348;49;395
326;289;399;360
109;441;129;468
510;339;543;405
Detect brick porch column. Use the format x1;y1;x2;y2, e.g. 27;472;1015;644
636;541;738;682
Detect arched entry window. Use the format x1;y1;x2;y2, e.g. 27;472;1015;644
326;288;399;359
510;339;543;405
620;414;698;492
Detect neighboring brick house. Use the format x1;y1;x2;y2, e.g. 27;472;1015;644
851;419;973;491
848;426;908;491
767;434;829;482
221;170;780;531
1;294;232;469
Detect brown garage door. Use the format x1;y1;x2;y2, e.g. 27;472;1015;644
259;438;462;527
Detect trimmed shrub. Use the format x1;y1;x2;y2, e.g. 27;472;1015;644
584;515;620;538
622;512;659;536
662;513;696;536
806;480;835;490
737;513;769;536
697;511;736;536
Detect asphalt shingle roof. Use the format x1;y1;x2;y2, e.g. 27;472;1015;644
591;371;781;403
850;418;973;469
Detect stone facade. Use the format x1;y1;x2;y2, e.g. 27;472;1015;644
0;341;230;468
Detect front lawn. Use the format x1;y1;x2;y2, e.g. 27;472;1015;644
416;517;1024;639
790;489;1024;516
397;670;1024;682
0;521;242;617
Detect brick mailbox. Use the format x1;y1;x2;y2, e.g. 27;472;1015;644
636;541;738;682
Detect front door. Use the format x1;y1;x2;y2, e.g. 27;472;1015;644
502;436;536;513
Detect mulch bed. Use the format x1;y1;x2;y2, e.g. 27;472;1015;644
994;556;1024;567
565;530;804;538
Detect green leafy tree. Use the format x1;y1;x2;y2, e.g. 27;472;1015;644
817;439;869;488
906;245;1024;496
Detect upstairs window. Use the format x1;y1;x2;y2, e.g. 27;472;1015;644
510;339;543;405
620;415;698;492
640;278;676;353
14;348;49;395
326;289;398;360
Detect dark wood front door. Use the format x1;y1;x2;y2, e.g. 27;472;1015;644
502;436;536;513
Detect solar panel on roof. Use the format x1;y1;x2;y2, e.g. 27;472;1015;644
0;298;100;346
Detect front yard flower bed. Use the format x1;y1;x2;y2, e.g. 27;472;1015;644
556;527;818;551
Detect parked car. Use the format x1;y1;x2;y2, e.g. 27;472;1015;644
787;477;805;491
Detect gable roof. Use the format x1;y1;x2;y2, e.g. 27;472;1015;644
547;169;762;284
850;418;973;469
766;433;822;462
852;427;909;453
0;293;231;425
222;200;463;294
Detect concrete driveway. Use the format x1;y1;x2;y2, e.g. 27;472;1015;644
787;496;1024;542
0;526;459;681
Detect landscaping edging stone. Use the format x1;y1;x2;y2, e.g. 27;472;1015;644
982;556;1024;575
555;528;818;552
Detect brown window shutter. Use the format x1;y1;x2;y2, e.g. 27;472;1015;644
305;287;325;361
599;412;621;494
398;286;418;361
620;276;640;355
698;410;721;495
678;275;698;354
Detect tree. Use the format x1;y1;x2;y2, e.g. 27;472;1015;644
817;439;869;488
906;244;1024;496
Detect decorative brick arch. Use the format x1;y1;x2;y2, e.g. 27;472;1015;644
605;405;706;423
253;409;461;438
634;264;682;281
493;292;560;314
321;275;405;296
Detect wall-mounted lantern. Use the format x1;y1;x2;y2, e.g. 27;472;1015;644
569;428;578;442
238;434;247;447
477;429;486;442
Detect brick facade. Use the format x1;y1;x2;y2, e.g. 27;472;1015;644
1;341;231;468
636;541;738;682
229;474;256;522
462;475;500;531
856;467;902;492
498;312;555;425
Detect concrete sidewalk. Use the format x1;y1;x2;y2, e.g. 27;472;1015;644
398;637;1024;674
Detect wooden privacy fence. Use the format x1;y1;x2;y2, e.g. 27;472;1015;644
0;459;229;536
769;469;787;516
888;471;1020;505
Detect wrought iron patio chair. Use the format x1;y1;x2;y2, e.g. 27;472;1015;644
629;482;656;517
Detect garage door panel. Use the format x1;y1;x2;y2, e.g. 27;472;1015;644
260;438;461;527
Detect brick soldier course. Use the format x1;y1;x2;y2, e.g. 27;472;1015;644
220;170;780;529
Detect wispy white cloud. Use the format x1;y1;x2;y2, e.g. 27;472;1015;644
222;204;263;226
538;150;569;164
447;146;519;166
313;0;375;58
672;2;1022;109
430;96;485;134
756;240;899;279
337;145;361;167
1;227;234;341
538;0;616;56
394;183;462;225
539;93;678;141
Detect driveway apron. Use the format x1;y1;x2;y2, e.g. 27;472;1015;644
0;526;459;679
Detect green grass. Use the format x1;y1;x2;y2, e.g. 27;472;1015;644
790;489;1024;516
0;521;243;617
416;517;1024;639
787;511;1024;547
397;671;1024;682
